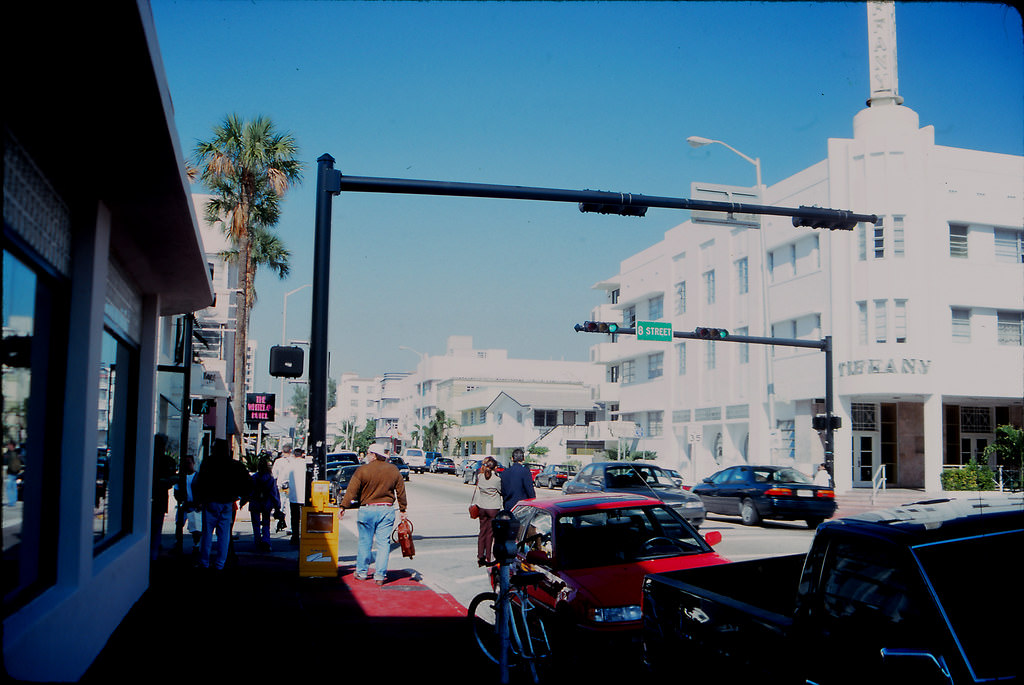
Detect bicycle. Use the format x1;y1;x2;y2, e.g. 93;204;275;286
468;538;552;683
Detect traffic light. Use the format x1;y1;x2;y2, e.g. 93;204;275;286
575;321;620;333
269;345;304;378
812;415;842;430
695;327;729;340
792;206;859;231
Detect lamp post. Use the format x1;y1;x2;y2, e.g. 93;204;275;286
687;136;776;461
281;284;312;412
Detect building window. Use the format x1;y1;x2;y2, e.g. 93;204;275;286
961;407;993;433
676;343;686;376
647;411;663;438
623;305;636;328
778;420;795;460
622;359;636;384
703;270;715;305
533;410;557;427
736;326;749;363
874;300;888;343
608;365;619;383
562;411;576;426
648;352;664;379
892;215;905;257
674;281;686;315
894;300;907;343
951;308;971;342
873;221;885;259
648;295;663;320
857;301;868;345
858;223;868;261
610;288;620;304
94;328;139;551
705;342;716;370
949;224;968;259
2;248;67;609
994;228;1024;263
736;257;749;295
852;403;877;431
997;311;1023;346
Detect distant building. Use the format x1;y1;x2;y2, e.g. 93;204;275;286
587;3;1023;490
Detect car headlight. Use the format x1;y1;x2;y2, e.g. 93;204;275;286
588;605;642;623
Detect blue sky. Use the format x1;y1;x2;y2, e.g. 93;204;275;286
151;1;1023;395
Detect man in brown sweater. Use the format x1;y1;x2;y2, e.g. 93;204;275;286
339;443;408;585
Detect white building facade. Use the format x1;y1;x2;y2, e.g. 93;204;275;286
588;3;1023;491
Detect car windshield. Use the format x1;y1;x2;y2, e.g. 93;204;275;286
605;464;675;489
555;505;708;569
913;529;1022;680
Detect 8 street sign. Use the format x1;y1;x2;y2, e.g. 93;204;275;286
636;321;673;342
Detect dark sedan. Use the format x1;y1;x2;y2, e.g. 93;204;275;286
692;465;836;528
534;464;578;489
329;464;361;504
564;462;706;528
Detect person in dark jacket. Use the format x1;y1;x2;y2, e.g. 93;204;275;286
195;439;251;570
248;456;282;552
499;448;535;511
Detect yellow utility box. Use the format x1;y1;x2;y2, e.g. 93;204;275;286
298;481;340;578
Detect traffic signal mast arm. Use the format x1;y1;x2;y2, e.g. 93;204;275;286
590;325;827;351
332;173;877;228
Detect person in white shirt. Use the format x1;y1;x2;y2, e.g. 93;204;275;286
814;463;832;487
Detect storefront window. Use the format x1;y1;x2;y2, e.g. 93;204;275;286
94;329;138;550
2;248;65;610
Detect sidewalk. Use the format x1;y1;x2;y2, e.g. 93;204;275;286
79;523;485;682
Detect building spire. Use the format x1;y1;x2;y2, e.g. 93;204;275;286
866;1;904;106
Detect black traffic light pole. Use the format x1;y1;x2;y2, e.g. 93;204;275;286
581;325;837;481
308;156;872;487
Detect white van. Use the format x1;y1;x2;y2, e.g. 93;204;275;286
403;448;427;474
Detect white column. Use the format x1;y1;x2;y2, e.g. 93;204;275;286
923;394;944;493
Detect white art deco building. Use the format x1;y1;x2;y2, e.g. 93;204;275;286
588;2;1023;492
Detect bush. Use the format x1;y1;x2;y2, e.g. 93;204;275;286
941;459;998;491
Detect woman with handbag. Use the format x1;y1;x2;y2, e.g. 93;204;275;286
470;457;503;567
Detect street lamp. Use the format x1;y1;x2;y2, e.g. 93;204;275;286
688;135;776;461
280;284;312;408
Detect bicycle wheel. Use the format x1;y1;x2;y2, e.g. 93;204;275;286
510;599;551;683
468;592;502;665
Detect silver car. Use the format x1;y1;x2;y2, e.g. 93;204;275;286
564;461;706;528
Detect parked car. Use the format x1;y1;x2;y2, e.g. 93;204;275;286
329;464;361;503
662;468;684;488
533;464;578;489
388;456;410;481
642;494;1024;683
461;459;483;484
430;456;456;474
507;493;727;640
404;448;427;474
564;462;706;528
325;451;359;480
525;462;544;479
691;464;836;528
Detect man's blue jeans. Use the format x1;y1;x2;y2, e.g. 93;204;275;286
356;505;396;581
200;501;234;569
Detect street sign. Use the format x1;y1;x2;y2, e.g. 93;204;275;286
636;320;673;342
689;182;761;228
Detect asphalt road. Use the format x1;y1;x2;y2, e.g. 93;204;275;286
349;471;818;610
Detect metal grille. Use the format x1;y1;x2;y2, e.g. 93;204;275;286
960;407;992;434
852;402;877;431
3;130;71;276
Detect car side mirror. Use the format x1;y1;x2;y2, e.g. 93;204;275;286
702;477;713;484
703;530;722;546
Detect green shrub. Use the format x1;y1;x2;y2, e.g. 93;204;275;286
941;459;998;491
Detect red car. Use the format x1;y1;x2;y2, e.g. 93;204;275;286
525;462;544;479
505;493;728;635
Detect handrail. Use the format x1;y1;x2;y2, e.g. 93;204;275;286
871;464;887;504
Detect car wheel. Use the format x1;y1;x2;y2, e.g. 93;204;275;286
805;517;824;529
740;498;761;526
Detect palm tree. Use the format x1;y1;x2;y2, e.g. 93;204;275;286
192;114;302;456
218;224;292;311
